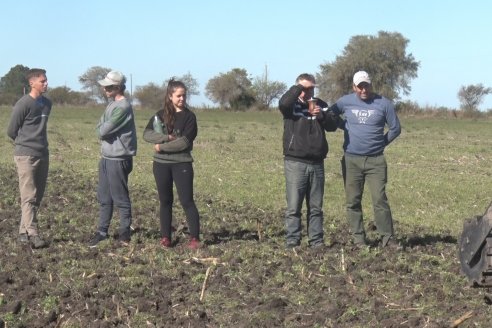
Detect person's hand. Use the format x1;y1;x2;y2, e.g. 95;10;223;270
309;104;321;117
154;144;160;152
298;79;316;102
168;134;176;141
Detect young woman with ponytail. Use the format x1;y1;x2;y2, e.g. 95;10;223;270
143;79;201;249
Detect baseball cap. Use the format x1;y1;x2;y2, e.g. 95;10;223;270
98;71;126;86
353;71;371;86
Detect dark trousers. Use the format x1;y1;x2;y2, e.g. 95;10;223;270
97;158;133;240
342;153;394;243
153;161;200;239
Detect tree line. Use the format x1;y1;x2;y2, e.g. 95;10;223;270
1;31;490;112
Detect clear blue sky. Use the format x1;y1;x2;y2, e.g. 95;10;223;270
2;0;491;109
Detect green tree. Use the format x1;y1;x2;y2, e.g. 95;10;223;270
134;82;165;109
0;64;30;104
317;31;419;103
458;84;492;112
78;66;111;103
251;66;287;110
205;68;254;109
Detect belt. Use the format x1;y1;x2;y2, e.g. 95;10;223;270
344;152;383;157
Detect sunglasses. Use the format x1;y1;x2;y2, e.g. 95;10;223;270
104;85;118;92
356;83;371;90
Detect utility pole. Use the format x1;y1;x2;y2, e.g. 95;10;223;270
130;74;133;104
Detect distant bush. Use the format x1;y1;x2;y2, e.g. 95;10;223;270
394;100;492;119
395;100;422;115
0;92;19;106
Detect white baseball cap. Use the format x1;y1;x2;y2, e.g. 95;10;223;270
353;71;371;86
98;71;126;86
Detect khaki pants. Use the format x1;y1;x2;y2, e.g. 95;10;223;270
14;155;49;236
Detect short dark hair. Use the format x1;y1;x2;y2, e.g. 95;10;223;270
26;68;46;81
295;73;315;84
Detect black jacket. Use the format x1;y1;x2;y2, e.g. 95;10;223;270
278;85;339;163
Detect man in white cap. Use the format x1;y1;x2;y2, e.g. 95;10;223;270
329;71;401;249
89;70;137;247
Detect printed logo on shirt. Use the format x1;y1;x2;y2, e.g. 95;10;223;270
351;109;375;124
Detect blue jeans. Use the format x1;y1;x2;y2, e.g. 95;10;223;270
284;159;325;246
97;158;133;240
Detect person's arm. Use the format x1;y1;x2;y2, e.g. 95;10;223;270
96;106;132;140
328;102;343;116
319;109;342;132
155;111;197;153
384;103;401;145
7;102;28;140
155;137;190;152
278;85;303;117
321;100;345;131
143;115;171;144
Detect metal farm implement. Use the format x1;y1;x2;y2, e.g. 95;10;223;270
459;203;492;287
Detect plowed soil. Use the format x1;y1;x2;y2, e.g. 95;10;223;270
1;167;491;327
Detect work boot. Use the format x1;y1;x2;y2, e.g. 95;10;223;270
18;234;29;244
381;235;402;250
352;241;370;251
29;235;47;249
351;234;369;249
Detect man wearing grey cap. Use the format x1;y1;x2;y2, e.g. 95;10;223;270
329;71;401;249
88;70;137;247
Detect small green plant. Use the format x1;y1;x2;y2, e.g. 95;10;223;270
41;295;58;312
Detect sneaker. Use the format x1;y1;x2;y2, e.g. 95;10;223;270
18;234;29;244
88;232;108;248
187;237;201;250
309;242;326;249
286;243;300;249
29;235;47;249
286;240;300;249
160;237;172;248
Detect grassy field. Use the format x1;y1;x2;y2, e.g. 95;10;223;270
0;106;492;327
